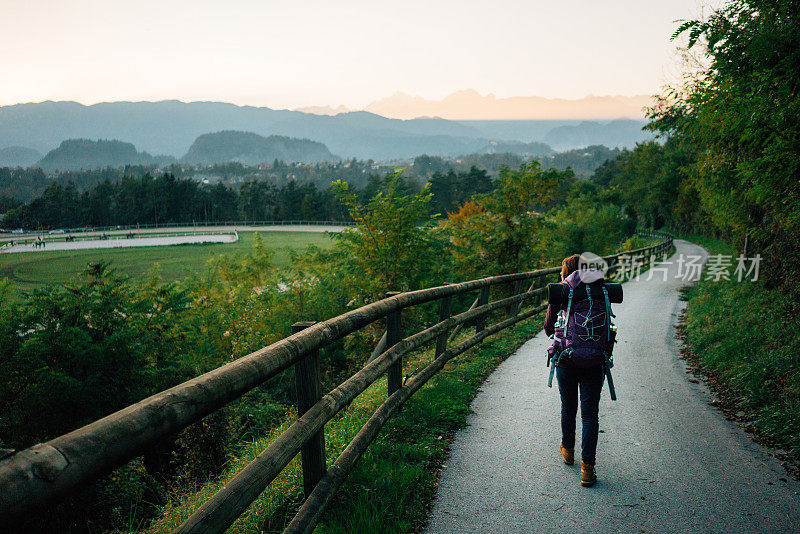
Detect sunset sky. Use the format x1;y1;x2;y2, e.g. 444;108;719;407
0;0;716;110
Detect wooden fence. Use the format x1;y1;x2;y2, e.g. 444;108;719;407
0;232;673;532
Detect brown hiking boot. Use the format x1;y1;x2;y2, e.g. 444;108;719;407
559;443;574;465
581;462;597;487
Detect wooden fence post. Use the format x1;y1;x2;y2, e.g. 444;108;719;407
535;274;547;308
385;292;403;397
508;279;525;317
292;321;326;498
435;286;453;357
475;285;490;333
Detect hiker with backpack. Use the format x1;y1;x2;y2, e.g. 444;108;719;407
544;254;618;487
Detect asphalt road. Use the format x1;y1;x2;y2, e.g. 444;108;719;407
425;240;800;533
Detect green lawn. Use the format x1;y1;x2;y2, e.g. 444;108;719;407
0;231;335;299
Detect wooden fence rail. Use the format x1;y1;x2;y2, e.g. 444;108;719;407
0;232;673;531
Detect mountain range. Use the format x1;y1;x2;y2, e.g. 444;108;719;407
0;99;654;164
361;90;653;121
294;90;652;121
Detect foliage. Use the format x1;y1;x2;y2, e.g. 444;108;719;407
426;166;494;217
545;183;634;260
681;236;800;459
447;160;572;278
646;0;800;289
0;165;157;203
589;139;695;231
37;139;161;173
538;144;622;179
0;194;21;214
2;143;627;229
331;172;448;300
0;262;193;447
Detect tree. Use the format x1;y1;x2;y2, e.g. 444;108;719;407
331;171;445;300
0;263;193;447
447;160;570;277
648;0;800;288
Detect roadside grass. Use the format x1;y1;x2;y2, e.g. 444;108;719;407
147;316;542;533
0;231;334;300
678;234;800;463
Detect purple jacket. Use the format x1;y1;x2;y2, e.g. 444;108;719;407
543;269;605;336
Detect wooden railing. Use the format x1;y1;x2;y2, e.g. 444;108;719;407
0;232;673;532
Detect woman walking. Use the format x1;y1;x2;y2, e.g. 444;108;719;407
544;254;608;487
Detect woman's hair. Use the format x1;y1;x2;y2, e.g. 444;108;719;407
560;254;582;281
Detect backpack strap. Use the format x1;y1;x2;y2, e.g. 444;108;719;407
583;284;593;326
600;284;617;400
562;287;574;339
603;357;617;401
547;348;571;388
548;354;558;387
602;286;612;341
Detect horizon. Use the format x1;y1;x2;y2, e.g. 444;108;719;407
2;90;652;107
1;0;714;111
1;90;655;121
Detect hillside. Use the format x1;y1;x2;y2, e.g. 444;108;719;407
543;119;652;150
478;140;554;157
0;146;42;168
182;131;338;165
36;139;168;171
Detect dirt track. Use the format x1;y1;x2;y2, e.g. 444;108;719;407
0;233;238;254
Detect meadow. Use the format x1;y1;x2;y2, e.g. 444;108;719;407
0;231;335;299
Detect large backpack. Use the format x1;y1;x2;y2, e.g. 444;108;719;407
546;274;618;399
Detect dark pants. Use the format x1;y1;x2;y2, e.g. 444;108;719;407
556;363;604;465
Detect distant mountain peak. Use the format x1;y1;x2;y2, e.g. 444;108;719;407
365;90;652;120
295;104;350;116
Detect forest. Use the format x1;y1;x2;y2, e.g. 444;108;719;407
589;0;799;291
0;165;506;229
0;145;618;211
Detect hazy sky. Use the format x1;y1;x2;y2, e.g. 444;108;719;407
0;0;715;110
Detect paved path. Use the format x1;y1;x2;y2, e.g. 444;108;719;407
0;224;346;244
0;233;237;253
425;240;800;533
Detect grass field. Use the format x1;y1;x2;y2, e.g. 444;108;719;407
0;231;335;300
